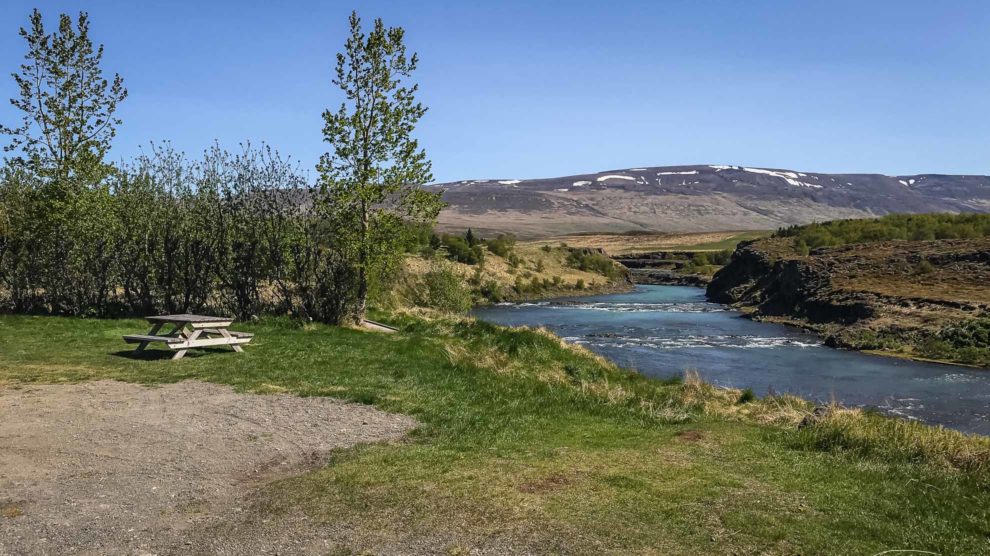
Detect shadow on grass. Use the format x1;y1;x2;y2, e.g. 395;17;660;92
110;348;238;361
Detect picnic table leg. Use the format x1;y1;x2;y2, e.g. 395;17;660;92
134;322;163;353
217;328;244;353
171;327;202;360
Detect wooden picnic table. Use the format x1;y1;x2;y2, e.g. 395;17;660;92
123;314;253;360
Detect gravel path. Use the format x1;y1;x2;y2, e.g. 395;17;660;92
0;380;418;555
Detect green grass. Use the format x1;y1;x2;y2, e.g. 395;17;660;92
1;314;989;554
667;230;770;251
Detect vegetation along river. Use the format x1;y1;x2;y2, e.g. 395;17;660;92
473;285;990;435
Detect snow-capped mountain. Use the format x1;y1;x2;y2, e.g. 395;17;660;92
427;165;990;237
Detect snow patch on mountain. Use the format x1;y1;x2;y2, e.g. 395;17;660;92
742;167;823;189
597;175;636;182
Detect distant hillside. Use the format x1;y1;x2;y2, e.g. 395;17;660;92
427;165;990;238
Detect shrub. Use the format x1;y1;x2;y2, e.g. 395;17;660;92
478;279;504;303
412;261;472;314
440;234;484;265
484;234;516;257
575;279;586;290
565;248;621;279
737;388;756;404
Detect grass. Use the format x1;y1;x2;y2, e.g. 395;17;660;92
663;230;770;251
523;231;771;256
1;314;989;554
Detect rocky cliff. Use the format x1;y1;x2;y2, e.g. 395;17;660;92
707;238;990;366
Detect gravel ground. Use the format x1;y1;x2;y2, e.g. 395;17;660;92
0;380;418;555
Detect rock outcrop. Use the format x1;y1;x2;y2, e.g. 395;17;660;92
707;237;990;366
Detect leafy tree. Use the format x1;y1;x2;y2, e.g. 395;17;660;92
1;9;126;183
465;227;477;247
317;12;442;323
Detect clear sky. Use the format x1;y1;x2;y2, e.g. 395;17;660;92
1;1;987;182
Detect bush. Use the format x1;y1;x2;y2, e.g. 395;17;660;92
412;261;472;314
440;234;484;265
737;388;756;404
478;279;504;303
565;248;622;279
485;234;516;257
575;279;585;290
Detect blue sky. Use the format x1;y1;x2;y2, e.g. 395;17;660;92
1;1;987;182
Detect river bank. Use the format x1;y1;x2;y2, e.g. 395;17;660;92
474;285;990;434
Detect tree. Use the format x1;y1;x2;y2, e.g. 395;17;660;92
1;9;127;183
465;227;476;246
317;12;442;323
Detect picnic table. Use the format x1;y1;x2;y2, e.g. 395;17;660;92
123;314;253;360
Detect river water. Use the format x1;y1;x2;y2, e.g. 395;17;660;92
473;285;990;435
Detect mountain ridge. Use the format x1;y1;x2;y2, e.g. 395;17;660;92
427;164;990;238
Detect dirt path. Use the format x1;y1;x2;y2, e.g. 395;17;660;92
0;380;418;555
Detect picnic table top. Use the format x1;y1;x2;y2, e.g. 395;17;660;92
146;314;234;324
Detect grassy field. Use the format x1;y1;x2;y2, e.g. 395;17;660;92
525;231;771;255
1;314;989;554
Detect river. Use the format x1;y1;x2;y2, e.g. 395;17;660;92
472;285;990;435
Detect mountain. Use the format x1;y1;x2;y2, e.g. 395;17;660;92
427;165;990;238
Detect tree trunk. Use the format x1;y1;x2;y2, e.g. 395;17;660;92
354;200;369;323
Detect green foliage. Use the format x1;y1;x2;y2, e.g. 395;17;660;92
507;252;522;268
776;213;990;251
540;244;552;253
940;319;990;350
316;12;441;321
565;247;622;279
484;233;516;257
737;388;756;404
477;279;504;303
920;319;990;366
0;143;366;323
439;234;484;265
575;278;586;290
708;249;733;265
411;260;472;314
1;9;127;183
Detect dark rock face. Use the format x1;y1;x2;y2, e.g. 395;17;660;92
707;242;873;325
706;237;990;366
627;268;710;287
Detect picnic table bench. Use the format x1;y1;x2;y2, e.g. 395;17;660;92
123;314;253;360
